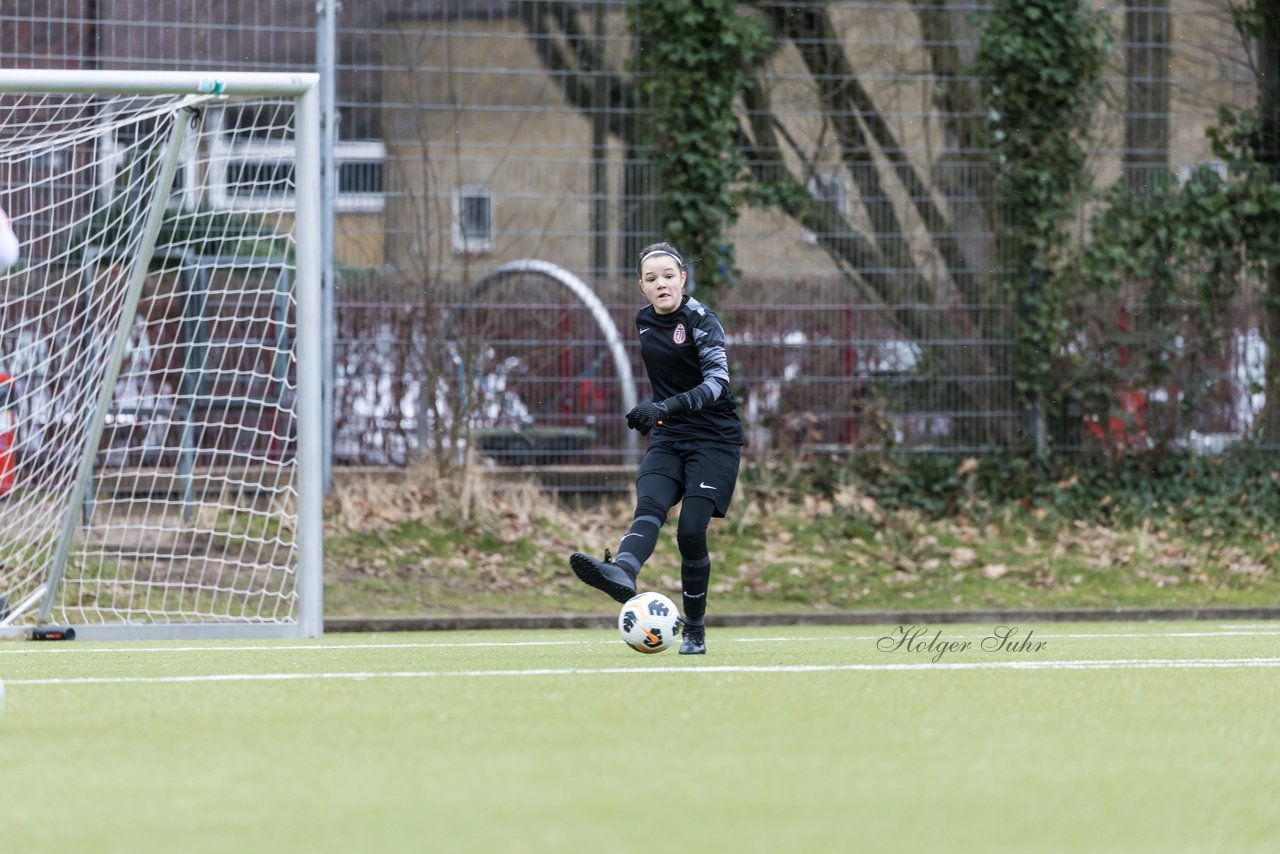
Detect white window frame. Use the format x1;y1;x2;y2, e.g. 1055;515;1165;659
452;185;493;254
1176;160;1227;185
206;107;384;213
802;171;847;245
97;125;199;211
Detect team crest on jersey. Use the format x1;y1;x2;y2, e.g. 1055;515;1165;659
673;322;687;345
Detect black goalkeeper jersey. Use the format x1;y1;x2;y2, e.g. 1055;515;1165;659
636;295;743;445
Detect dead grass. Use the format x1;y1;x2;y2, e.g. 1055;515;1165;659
321;463;1280;617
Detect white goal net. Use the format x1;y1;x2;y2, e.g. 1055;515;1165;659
0;71;322;639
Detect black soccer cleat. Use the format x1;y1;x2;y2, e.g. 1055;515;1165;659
569;549;637;604
679;620;706;655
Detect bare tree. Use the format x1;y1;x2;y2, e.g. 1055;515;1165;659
1257;0;1280;440
521;0;1015;443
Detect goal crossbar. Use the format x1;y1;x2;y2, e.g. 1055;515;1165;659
0;70;320;98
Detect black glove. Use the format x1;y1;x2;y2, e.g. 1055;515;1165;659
626;401;668;435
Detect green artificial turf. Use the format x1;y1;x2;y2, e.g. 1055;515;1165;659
2;622;1278;852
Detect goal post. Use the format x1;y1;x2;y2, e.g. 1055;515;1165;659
0;70;323;639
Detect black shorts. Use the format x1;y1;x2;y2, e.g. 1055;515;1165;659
636;438;742;518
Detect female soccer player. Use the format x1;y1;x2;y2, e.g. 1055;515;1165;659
570;242;743;654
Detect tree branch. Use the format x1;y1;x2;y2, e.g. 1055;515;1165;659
519;2;634;142
738;71;1004;437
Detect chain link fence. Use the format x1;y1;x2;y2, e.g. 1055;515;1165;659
1;1;1265;468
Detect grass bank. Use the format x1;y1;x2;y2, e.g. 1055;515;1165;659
323;456;1280;618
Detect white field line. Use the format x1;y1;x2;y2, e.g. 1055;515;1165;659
6;657;1280;687
0;640;598;655
3;626;1280;656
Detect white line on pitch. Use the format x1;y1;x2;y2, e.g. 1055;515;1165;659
0;640;594;654
7;656;1280;686
0;637;862;655
2;627;1278;656
1022;630;1280;639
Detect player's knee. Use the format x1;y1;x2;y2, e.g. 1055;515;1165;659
676;528;707;557
634;495;669;525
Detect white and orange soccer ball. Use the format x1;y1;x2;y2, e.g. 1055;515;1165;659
618;591;681;654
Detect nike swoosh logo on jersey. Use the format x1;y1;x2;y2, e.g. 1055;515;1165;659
699;482;718;490
638;327;651;335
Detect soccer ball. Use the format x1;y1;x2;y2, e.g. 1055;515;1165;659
618;591;681;654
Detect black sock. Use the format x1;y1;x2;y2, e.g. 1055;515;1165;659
614;513;663;578
680;554;710;623
676;497;716;623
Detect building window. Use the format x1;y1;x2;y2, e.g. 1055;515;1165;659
452;185;492;254
207;107;384;213
802;172;847;244
1176;160;1227;185
98;123;198;210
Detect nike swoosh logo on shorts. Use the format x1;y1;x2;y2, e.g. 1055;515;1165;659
699;481;717;490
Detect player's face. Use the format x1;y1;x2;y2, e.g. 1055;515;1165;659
639;256;685;315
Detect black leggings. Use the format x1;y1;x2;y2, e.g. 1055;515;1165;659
632;473;716;622
634;473;715;547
